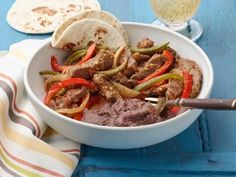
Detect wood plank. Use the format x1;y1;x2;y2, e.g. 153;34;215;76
74;169;205;177
196;0;236;152
84;121;202;157
74;152;236;176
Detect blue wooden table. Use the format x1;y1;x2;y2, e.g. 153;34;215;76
1;0;236;176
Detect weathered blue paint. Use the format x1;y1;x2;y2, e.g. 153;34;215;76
1;0;236;176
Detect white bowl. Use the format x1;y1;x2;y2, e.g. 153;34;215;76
24;22;214;149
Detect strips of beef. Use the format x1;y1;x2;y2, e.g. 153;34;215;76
112;72;137;88
166;79;184;100
132;52;150;65
71;67;94;80
65;49;114;79
92;49;114;71
131;54;166;80
146;53;166;66
145;84;168;97
48;87;87;110
137;38;154;48
93;74;121;102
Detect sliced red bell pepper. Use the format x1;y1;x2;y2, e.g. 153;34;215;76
74;112;83;121
51;43;96;72
78;43;96;65
56;92;90;114
44;78;96;105
86;95;101;109
134;73;183;91
181;71;193;98
51;55;68;72
74;95;100;120
138;50;174;84
171;71;193;114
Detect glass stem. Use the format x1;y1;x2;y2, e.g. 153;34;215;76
166;22;191;38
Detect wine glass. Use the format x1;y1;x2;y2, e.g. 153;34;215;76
150;0;203;42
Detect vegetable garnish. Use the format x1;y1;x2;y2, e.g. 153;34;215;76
44;73;69;91
113;46;128;68
134;73;183;91
111;81;140;98
138;50;174;84
156;97;167;114
44;78;96;105
78;43;96;65
86;95;101;109
130;42;169;55
171;71;193;113
96;57;128;76
56;92;90;114
74;112;83;121
51;55;69;72
181;71;193;98
39;70;60;76
65;49;87;65
51;44;96;72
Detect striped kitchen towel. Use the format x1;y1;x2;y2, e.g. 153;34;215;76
0;39;80;177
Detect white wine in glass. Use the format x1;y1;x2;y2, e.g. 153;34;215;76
150;0;203;41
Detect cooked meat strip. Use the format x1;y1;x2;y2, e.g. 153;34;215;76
120;77;138;88
65;49;114;79
132;52;150;65
123;65;138;78
144;84;168;97
122;56;138;77
131;53;166;80
81;98;163;127
65;87;87;102
111;73;137;88
137;38;154;48
71;67;94;80
131;64;158;80
83;49;114;71
176;58;202;98
115;48;138;77
146;53;166;66
49;87;87;110
93;74;121;102
92;49;114;71
166;79;183;100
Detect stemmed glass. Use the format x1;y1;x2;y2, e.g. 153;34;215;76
150;0;203;42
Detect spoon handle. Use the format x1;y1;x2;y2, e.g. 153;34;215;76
168;98;236;110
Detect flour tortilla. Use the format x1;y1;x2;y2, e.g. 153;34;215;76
7;0;84;34
52;10;128;46
52;18;126;51
82;0;101;10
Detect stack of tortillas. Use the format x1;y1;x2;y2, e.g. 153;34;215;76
7;0;101;34
51;10;128;51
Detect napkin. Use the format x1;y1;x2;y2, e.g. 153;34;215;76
0;39;80;177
